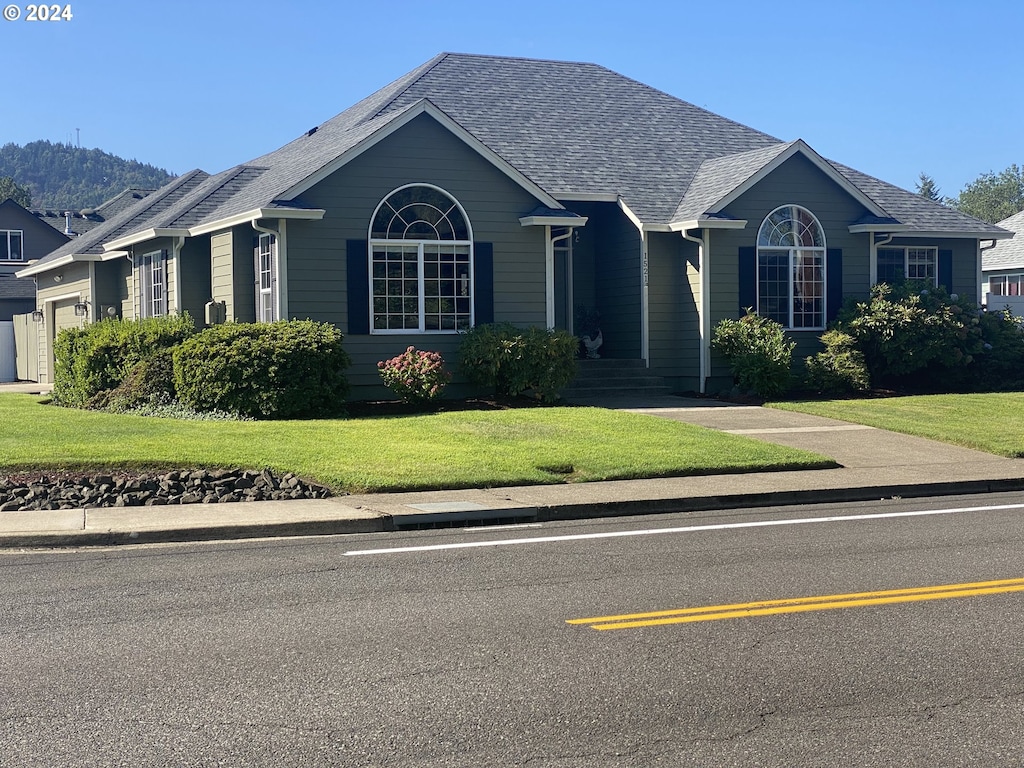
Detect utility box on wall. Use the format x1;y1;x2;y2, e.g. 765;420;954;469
205;300;227;325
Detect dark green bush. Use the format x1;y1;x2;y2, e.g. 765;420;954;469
52;314;196;408
839;283;983;388
172;320;350;419
458;322;579;402
92;347;177;411
803;330;870;396
967;308;1024;391
712;311;795;398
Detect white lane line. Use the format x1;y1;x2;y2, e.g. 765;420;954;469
344;502;1024;556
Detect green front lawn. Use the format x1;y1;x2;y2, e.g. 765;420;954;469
0;394;834;493
769;392;1024;458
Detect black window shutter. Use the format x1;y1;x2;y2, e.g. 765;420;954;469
738;246;757;317
938;249;953;292
474;242;493;325
827;248;843;323
347;239;369;335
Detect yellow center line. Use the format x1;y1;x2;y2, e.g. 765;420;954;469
568;577;1024;630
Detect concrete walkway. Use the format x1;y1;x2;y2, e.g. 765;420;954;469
2;387;1022;547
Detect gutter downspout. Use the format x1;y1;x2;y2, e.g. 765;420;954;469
171;235;185;316
681;228;709;394
641;229;649;366
870;232;896;287
548;227;575;330
128;247;136;319
252;219;287;320
979;239;998;305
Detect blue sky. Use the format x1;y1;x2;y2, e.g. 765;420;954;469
3;0;1020;200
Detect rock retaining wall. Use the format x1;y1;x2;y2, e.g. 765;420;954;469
0;469;333;512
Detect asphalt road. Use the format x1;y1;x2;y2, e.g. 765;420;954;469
2;493;1024;767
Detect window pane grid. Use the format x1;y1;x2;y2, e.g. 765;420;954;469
756;206;826;329
370;185;473;333
1;230;23;261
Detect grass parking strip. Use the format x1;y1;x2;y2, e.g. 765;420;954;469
568;577;1024;629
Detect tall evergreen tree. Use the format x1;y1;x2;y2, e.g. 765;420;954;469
915;172;942;203
0;176;31;207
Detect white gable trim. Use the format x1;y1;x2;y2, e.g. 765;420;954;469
705;139;890;220
281;99;565;211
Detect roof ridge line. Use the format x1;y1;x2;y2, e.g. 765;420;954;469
371;53;451;119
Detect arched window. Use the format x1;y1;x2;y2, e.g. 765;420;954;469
369;184;473;333
757;205;826;329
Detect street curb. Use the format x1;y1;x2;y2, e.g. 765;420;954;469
4;477;1024;548
0;516;385;549
534;478;1024;521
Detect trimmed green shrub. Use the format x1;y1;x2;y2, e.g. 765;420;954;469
52;314;196;408
173;320;350;419
378;346;451;405
838;283;983;388
712;311;795;398
803;330;870;396
458;322;579;402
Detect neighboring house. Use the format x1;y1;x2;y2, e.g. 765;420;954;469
34;188;156;238
981;209;1024;314
16;53;1011;395
0;198;70;320
0;198;71;381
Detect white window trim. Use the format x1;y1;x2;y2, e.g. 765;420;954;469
139;250;166;318
756;205;827;331
256;233;277;323
0;229;24;262
877;246;938;287
367;184;475;335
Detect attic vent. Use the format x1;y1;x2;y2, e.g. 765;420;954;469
306;126;318;137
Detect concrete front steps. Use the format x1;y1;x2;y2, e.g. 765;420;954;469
561;358;672;401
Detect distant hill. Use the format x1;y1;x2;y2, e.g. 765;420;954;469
0;140;174;210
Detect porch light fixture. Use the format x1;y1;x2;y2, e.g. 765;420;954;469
31;309;43;323
74;302;88;317
52;274;63;283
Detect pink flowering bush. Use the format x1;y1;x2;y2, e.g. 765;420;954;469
378;346;451;404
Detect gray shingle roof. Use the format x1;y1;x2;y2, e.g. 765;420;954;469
0;273;35;299
36;171;210;263
30;53;1008;266
34;188;156;236
982;210;1024;271
832;164;1008;236
672;142;797;223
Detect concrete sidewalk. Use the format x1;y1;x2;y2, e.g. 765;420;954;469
2;389;1023;548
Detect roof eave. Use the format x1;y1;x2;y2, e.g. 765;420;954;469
847;223;913;234
15;253;99;277
188;207;327;237
519;215;589;227
103;228;191;251
863;229;1014;240
670;218;749;232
